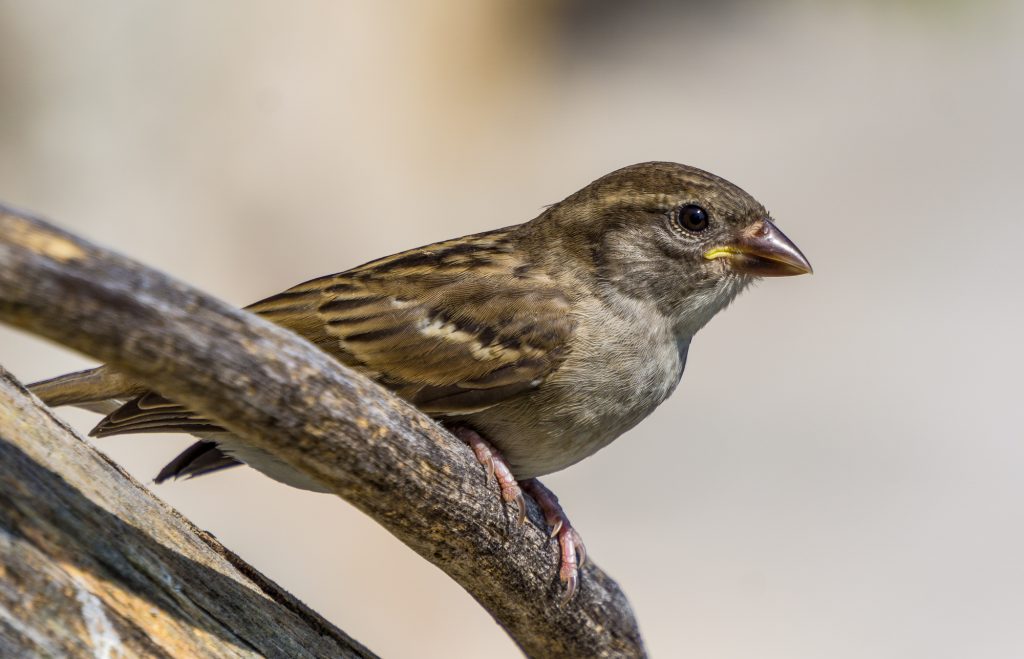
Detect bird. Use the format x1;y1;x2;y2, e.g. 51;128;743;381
29;161;811;604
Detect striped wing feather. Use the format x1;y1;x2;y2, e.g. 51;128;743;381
92;228;574;440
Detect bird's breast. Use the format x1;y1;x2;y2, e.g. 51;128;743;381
467;300;689;478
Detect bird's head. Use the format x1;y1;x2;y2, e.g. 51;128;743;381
533;161;811;336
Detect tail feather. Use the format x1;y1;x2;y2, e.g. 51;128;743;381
155;440;241;483
29;366;144;408
89;391;225;438
30;366;247;484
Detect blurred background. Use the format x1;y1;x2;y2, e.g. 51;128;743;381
2;1;1023;657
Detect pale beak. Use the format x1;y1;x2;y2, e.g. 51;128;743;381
703;219;812;277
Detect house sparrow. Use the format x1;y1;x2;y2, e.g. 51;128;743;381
30;161;811;603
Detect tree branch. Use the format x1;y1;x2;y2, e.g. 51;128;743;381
0;203;646;657
0;365;376;657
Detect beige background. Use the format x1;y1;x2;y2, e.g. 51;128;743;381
2;1;1023;657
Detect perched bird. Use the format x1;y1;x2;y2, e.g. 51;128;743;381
30;161;811;603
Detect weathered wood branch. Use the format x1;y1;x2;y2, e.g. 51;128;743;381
0;366;375;657
0;203;646;657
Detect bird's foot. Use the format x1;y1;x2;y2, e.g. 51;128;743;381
452;426;585;605
521;477;586;606
453;426;526;525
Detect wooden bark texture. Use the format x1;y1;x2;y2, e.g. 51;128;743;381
0;204;646;658
0;367;376;658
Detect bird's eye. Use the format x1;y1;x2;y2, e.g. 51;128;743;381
676;204;709;232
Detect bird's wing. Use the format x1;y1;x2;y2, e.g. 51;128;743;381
92;227;575;439
248;227;575;414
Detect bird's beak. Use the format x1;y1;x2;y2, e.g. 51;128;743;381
703;219;812;276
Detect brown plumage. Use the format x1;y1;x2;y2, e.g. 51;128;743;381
31;161;812;599
92;226;577;481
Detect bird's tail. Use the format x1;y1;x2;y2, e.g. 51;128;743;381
29;367;250;483
28;365;145;413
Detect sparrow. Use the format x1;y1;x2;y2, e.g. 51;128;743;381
30;161;812;603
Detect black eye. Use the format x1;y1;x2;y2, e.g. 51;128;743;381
676;204;709;232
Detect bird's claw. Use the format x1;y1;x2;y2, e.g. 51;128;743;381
521;478;586;605
572;528;587;567
456;426;525;526
494;460;524;527
454;427;586;605
560;569;578;608
461;429;497;485
513;492;527;526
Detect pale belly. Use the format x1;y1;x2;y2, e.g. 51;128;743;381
465;332;690;479
210;432;334;493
